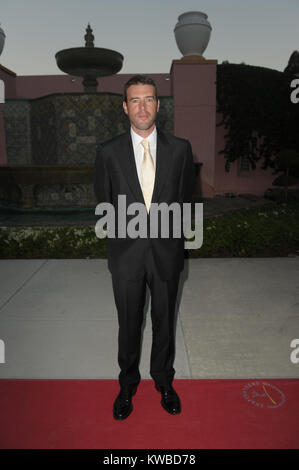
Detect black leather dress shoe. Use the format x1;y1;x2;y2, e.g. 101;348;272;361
113;386;137;420
155;383;181;415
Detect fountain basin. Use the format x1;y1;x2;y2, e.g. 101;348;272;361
55;47;124;78
0;165;94;208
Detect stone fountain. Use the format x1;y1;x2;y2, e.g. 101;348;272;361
0;25;125;209
55;23;124;92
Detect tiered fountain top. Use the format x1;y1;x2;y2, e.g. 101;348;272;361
55;24;124;92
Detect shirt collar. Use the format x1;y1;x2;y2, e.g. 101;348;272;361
130;126;157;149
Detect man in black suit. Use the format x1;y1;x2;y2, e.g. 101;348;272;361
94;74;195;420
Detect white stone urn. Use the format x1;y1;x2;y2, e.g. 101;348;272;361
0;24;6;56
174;11;212;57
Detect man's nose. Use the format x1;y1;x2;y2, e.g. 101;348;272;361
138;99;146;110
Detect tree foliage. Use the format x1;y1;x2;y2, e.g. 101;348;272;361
216;63;299;173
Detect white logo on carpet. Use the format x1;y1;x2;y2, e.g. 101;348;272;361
242;381;286;409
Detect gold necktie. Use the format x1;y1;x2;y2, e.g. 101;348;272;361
141;139;155;213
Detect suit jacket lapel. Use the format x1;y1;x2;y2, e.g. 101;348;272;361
117;131;144;203
151;127;173;204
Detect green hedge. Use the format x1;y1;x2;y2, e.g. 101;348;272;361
190;201;299;257
0;202;298;259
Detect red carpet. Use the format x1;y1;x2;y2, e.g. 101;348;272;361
0;379;298;449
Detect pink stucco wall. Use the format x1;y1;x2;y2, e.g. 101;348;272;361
4;71;172;99
171;61;217;197
0;66;16;98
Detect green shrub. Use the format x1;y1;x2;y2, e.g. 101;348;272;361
187;201;299;257
0;202;298;258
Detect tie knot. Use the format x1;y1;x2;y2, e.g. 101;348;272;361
141;139;150;152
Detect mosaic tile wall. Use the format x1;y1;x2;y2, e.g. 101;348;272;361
3;93;173;165
2;99;32;165
1;93;173;207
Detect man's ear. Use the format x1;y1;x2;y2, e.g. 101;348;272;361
157;99;160;113
123;101;128;115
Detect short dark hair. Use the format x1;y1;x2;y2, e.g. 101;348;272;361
123;74;158;103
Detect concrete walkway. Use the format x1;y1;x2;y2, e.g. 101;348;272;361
0;258;298;380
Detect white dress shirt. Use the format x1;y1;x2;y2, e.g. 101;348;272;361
130;126;157;188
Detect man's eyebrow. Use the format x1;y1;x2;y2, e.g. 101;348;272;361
129;95;155;101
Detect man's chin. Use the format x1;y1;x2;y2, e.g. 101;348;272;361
134;121;155;131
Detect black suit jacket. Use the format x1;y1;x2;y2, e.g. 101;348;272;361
94;127;195;280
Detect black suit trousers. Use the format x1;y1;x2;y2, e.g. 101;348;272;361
111;245;180;390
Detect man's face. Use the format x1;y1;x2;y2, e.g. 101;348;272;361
123;84;160;134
